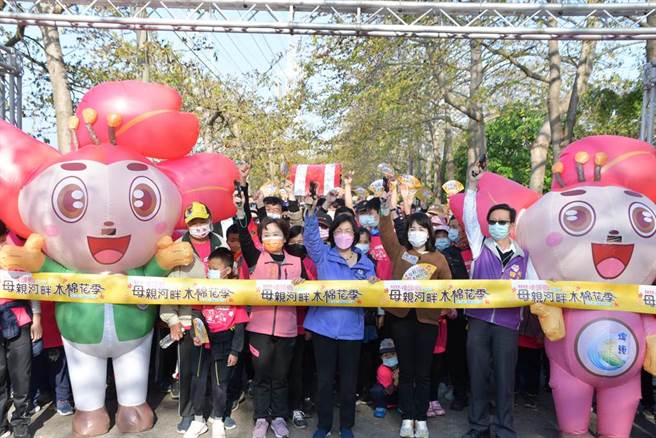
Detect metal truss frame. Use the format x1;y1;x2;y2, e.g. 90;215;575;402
1;1;656;40
0;47;22;128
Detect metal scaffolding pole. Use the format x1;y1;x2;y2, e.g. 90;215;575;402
0;47;22;128
0;1;656;40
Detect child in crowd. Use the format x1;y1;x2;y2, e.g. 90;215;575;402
370;338;399;419
185;247;249;438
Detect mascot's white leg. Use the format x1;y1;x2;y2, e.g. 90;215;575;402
62;339;111;437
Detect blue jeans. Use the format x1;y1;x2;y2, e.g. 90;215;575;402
31;346;72;403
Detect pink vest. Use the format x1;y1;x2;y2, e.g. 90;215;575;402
246;251;300;338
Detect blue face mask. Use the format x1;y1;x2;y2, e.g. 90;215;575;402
207;269;221;280
448;228;459;242
435;237;451;251
382;356;398;368
359;214;379;228
489;223;510;241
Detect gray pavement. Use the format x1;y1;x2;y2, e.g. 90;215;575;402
27;389;656;438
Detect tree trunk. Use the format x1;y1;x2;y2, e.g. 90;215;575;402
467;40;485;169
529;120;550;193
38;3;73;153
648;14;656;62
443;124;455;182
547;38;563;159
563;41;596;145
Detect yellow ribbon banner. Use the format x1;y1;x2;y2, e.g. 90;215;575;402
1;270;656;314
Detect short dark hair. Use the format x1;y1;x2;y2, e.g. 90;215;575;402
258;216;290;242
405;212;436;252
335;206;355;218
366;197;381;213
263;196;283;208
226;223;239;237
328;214;359;249
487;203;516;223
0;220;6;237
208;247;234;267
288;225;304;241
358;227;371;240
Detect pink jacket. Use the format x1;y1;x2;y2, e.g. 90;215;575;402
246;250;300;338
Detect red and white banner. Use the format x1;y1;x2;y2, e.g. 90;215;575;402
290;164;341;197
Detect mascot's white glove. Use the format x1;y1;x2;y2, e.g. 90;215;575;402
644;335;656;375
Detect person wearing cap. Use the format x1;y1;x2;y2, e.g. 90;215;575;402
432;216;469;412
160;201;228;434
369;338;399;419
316;212;333;243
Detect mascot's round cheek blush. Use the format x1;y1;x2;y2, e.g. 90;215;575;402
155;221;168;234
44;224;60;237
546;231;563;247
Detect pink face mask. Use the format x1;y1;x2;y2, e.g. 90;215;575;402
334;232;354;250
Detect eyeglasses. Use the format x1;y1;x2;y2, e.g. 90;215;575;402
488;220;510;226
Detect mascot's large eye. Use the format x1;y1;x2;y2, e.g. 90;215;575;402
129;176;161;221
52;176;88;223
629;202;656;237
559;201;595;236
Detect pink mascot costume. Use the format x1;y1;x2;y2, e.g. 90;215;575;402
450;136;656;438
517;136;656;438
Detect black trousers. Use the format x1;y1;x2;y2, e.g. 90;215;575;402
313;333;361;431
515;347;543;396
0;325;32;431
288;334;306;412
190;340;233;419
249;332;295;419
357;339;380;400
430;353;447;401
389;313;438;421
467;318;518;438
642;369;655;409
177;331;195;418
447;312;469;402
225;348;246;418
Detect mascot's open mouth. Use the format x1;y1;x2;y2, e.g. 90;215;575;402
591;243;634;280
87;235;131;265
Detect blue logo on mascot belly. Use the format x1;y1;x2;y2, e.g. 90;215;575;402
575;319;638;377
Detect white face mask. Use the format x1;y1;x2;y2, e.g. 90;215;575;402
207;269;221;280
268;213;282;220
355;243;370;253
327;210;336;220
189;223;211;239
408;230;429;249
319;228;330;240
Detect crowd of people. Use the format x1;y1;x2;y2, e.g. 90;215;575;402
0;162;655;438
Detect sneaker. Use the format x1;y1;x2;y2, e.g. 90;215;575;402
292;410;308;429
373;407;387;418
252;418;269;438
177;416;193;434
427;400;446;418
224;417;237;430
271;417;289;438
415;421;429;438
313;428;331;438
211;419;226;438
400;419;414;437
524;394;537;410
339;427;353;438
0;429;9;438
12;424;30;438
171;380;180;400
450;397;468;411
28;402;41;415
183;420;208;438
232;391;246;412
56;400;74;416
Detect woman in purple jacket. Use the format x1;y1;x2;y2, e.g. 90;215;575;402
303;204;377;438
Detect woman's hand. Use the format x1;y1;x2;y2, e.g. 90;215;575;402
193;336;202;347
292;278;305;286
367;276;380;284
228;353;239;367
31;313;43;341
169;322;185;341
